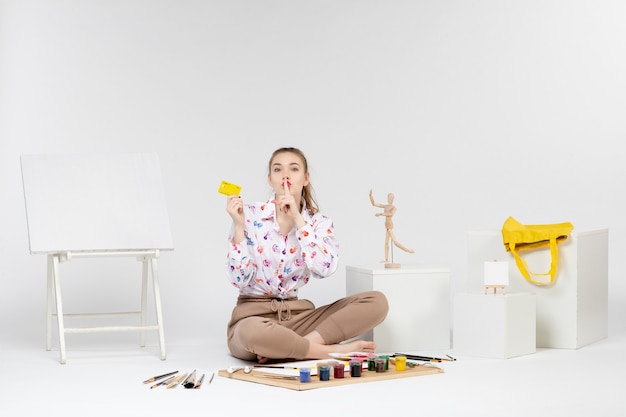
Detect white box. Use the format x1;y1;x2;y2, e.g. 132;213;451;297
346;265;450;352
453;293;536;359
467;229;608;349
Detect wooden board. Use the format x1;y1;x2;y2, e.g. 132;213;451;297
218;362;444;391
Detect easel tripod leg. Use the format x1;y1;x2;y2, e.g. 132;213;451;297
51;255;67;364
140;258;148;347
151;257;167;360
46;255;54;351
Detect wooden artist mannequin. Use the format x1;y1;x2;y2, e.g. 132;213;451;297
369;189;414;267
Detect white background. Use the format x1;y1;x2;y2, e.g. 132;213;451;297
1;0;625;355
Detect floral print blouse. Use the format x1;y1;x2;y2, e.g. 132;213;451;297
226;195;339;299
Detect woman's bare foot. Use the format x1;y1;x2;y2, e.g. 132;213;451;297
304;331;377;359
334;339;376;353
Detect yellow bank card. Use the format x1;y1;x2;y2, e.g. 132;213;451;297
218;180;242;196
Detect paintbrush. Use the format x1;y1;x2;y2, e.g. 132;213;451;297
166;372;188;389
183;370;197;388
143;370;178;384
150;373;179;389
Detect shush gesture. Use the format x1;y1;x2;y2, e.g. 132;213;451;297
268;150;310;230
276;179;297;215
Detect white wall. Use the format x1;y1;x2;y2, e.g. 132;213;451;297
1;0;625;350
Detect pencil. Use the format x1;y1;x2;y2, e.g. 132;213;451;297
193;374;205;389
143;370;178;384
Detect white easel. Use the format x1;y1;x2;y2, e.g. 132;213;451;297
46;250;166;364
21;153;174;364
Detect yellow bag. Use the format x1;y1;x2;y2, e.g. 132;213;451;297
501;216;574;286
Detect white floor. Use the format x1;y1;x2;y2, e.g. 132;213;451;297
1;332;625;417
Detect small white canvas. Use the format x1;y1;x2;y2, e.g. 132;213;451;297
484;261;509;286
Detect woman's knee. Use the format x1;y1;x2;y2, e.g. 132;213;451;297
232;317;273;342
368;290;389;318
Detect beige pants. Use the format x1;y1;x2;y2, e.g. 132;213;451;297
227;290;389;361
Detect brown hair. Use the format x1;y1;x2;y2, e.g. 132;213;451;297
268;147;320;215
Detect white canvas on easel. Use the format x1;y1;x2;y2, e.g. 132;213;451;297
21;153;174;253
484;261;509;286
21;152;174;364
484;261;509;295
